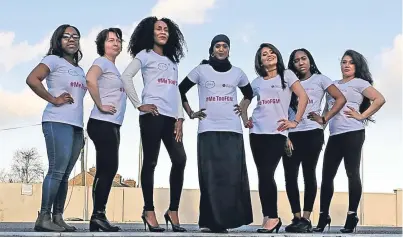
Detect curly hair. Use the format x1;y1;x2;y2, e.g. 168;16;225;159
342;49;374;123
46;24;82;66
95;28;123;56
127;16;187;63
254;43;286;89
288;48;322;112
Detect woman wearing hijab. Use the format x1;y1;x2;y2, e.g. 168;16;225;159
179;34;254;233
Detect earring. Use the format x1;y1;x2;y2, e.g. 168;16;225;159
211;53;215;57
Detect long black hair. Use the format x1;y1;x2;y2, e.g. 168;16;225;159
46;24;82;66
342;49;374;123
255;43;286;89
127;16;187;63
288;48;322;112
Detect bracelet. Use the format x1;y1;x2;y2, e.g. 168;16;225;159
293;120;300;125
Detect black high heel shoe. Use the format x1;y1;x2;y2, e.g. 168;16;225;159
164;210;186;232
312;213;331;232
89;212;120;232
141;210;165;232
257;217;282;233
340;213;359;233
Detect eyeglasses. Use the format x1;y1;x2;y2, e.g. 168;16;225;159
62;33;80;41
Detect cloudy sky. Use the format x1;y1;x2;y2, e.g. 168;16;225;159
0;0;401;193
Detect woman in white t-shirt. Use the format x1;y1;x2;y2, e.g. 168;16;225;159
179;34;254;233
240;43;308;233
85;28;126;232
121;17;187;233
313;50;386;233
283;48;346;233
26;24;86;232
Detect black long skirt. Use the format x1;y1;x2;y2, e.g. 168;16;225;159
197;131;253;230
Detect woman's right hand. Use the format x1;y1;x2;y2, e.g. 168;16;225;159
52;92;74;106
138;104;159;116
99;105;117;115
190;109;207;120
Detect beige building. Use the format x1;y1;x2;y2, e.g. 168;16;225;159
0;182;401;227
68;166;136;188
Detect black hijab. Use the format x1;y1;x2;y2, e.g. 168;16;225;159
201;34;232;72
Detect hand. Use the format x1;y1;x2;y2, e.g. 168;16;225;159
344;106;364;120
99;105;117;115
307;111;324;125
243;117;253;128
138;104;159;116
190;109;207;120
277;119;298;132
285;138;294;157
52;92;74;106
234;104;242;116
174;119;183;142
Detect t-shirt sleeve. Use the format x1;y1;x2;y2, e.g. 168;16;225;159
356;79;372;93
134;50;148;68
285;69;299;88
92;57;107;73
237;70;249;87
40;55;59;72
250;78;259;98
320;75;334;90
187;66;200;84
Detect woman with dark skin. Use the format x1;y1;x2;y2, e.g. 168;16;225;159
179;34;254;233
283;48;346;233
121;16;187;232
26;24;86;232
313;50;386;233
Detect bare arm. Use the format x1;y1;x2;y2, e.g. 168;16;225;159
323;84;346;122
26;63;73;106
26;63;56;104
360;86;386;119
86;65;103;110
290;81;308;123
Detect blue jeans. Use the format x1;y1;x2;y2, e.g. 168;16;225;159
40;122;84;214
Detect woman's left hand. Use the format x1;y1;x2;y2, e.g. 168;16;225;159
174;119;184;142
343;106;364;120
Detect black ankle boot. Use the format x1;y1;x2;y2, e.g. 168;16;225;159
52;213;76;232
89;211;120;232
34;211;65;232
285;217;300;232
295;217;313;233
312;213;331;232
340;213;359;233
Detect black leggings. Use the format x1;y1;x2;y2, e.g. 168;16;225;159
250;133;287;218
139;114;187;211
319;129;365;214
283;129;324;214
87;118;120;213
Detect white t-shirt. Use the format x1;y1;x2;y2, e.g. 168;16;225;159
89;57;127;125
249;69;299;137
289;74;334;132
41;55;87;128
135;49;180;119
327;78;371;136
187;64;249;134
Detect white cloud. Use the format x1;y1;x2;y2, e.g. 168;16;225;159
0;32;50;72
151;0;216;25
372;34;402;120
